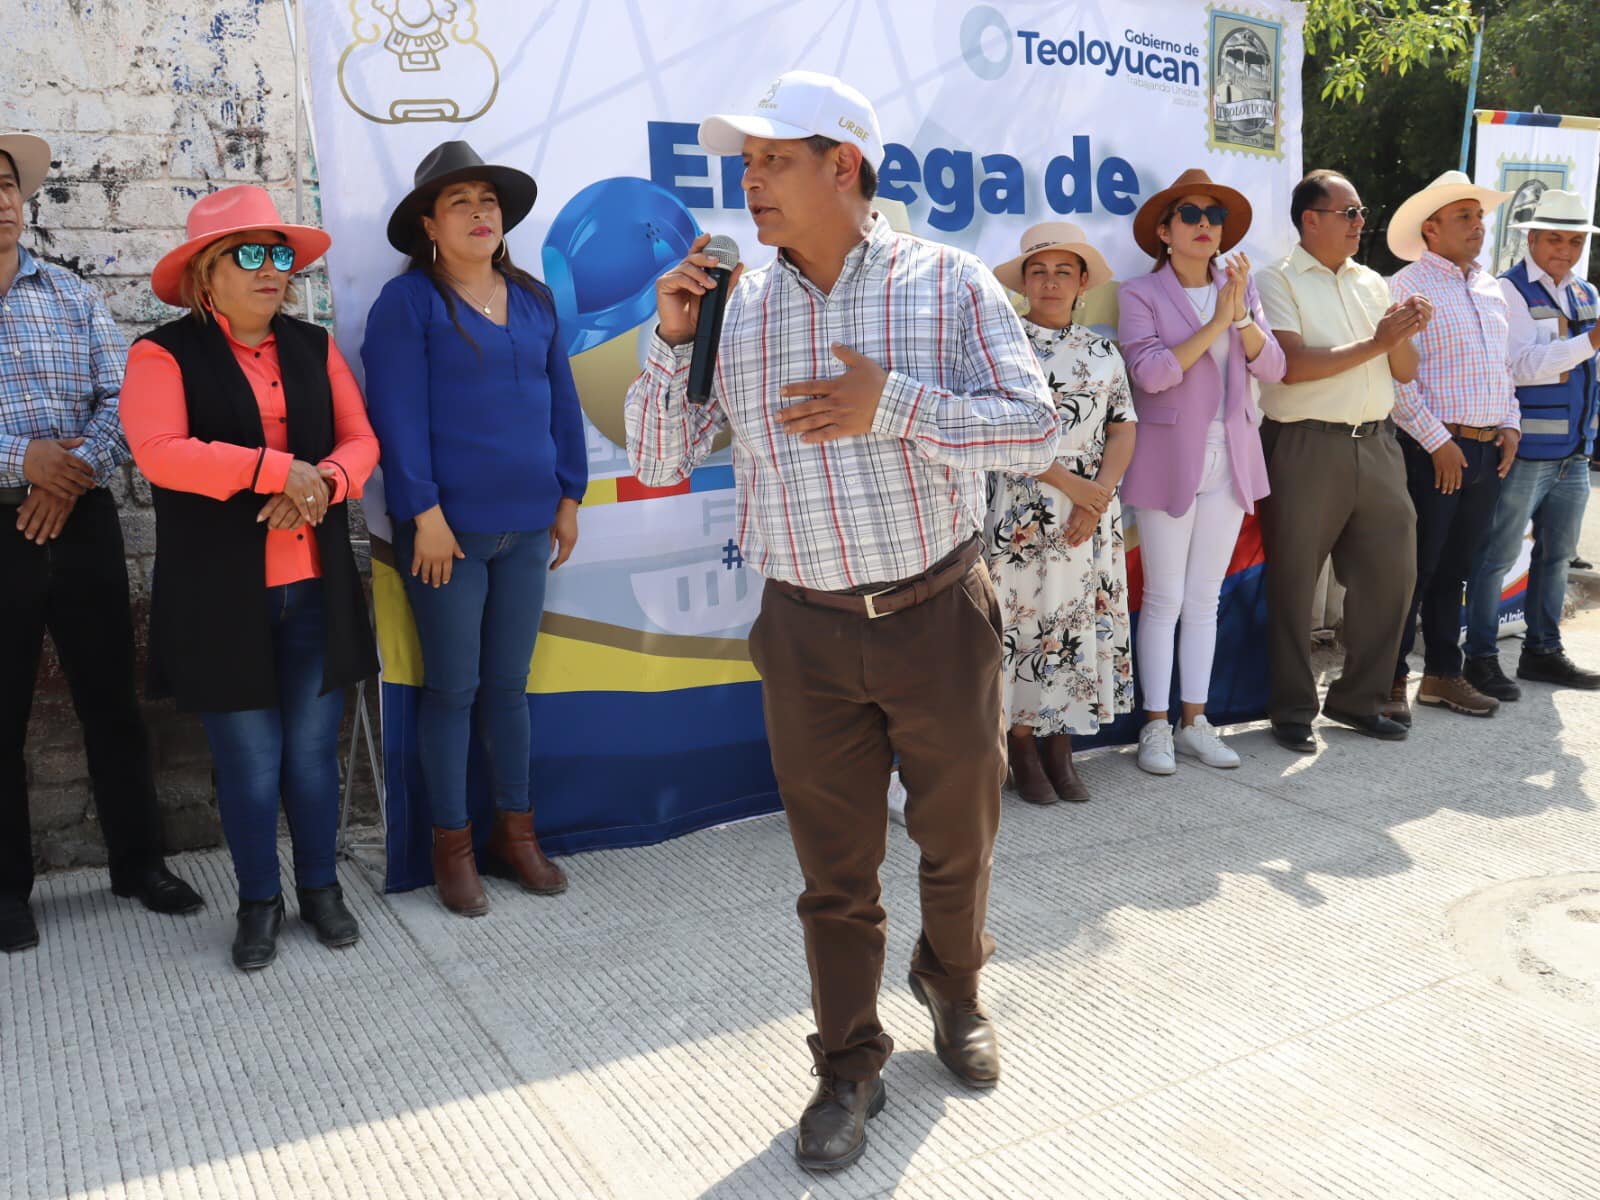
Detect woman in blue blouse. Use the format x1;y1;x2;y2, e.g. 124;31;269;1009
363;142;587;917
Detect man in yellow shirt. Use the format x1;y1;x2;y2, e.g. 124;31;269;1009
1254;170;1431;750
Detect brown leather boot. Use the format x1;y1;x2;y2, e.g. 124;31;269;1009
1005;730;1057;806
485;810;569;895
1037;734;1089;802
431;824;489;917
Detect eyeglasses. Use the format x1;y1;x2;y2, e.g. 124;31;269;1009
229;243;296;272
1173;204;1229;227
1308;205;1370;222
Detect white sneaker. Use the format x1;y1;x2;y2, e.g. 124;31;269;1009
887;771;907;826
1137;720;1177;775
1173;715;1240;768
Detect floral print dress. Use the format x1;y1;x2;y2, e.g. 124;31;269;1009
985;320;1136;736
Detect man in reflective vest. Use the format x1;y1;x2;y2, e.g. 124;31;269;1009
1464;190;1600;697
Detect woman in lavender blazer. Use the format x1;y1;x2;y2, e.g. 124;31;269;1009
1116;169;1285;776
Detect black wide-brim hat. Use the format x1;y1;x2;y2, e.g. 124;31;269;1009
385;140;538;254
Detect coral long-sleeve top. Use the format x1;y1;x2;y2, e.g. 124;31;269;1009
120;312;379;587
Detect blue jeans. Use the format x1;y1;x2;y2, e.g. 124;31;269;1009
200;580;345;902
1464;453;1592;659
1397;434;1502;678
393;525;549;830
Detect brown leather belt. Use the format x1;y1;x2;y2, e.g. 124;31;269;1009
772;538;982;620
1445;422;1500;443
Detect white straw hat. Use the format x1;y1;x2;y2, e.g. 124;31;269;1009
1386;170;1513;262
992;222;1114;293
0;133;50;200
1509;189;1600;235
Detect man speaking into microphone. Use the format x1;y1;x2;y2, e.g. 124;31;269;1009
625;71;1058;1171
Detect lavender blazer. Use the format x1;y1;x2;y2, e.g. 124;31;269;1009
1116;262;1286;518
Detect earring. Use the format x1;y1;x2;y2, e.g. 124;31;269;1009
494;240;507;263
430;240;437;264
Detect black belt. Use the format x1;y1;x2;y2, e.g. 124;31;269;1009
0;485;29;506
771;538;982;620
1291;417;1388;439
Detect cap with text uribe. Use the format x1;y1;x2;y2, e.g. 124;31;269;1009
698;70;883;166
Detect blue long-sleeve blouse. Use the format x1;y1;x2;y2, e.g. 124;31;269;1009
361;269;588;533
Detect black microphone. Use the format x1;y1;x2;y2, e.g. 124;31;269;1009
688;234;739;405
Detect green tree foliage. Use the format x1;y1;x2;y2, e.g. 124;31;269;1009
1305;0;1476;102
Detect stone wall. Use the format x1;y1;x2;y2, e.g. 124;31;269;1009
5;1;376;870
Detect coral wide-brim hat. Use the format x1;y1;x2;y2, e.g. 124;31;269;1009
151;185;331;307
1132;168;1252;260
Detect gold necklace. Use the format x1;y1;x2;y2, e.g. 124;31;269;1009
442;270;500;316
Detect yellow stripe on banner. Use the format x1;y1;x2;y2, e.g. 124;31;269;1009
583;477;620;507
371;557;760;693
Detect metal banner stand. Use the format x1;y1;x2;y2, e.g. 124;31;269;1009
283;0;387;869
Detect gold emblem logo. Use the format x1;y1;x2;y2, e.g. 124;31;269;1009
337;0;499;124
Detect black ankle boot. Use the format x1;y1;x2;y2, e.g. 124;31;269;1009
296;884;359;948
232;895;285;971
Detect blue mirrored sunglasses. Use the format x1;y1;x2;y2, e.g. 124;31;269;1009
230;243;296;272
1174;203;1229;227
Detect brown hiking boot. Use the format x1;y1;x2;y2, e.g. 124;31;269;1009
1005;731;1058;805
1416;673;1499;717
431;824;489;916
1379;678;1412;728
485;810;569;895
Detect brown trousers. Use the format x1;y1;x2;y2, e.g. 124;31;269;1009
748;558;1005;1080
1259;418;1417;725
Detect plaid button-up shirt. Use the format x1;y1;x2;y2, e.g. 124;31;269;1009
0;246;130;489
1390;249;1519;452
625;215;1059;592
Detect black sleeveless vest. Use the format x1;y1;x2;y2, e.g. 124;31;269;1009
136;314;378;712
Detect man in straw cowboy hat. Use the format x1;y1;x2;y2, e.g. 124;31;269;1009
1254;170;1431;750
0;132;204;954
1385;169;1519;719
1460;189;1600;698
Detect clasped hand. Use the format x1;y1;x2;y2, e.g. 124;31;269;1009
256;461;337;529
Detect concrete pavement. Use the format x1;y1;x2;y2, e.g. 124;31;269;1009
5;613;1600;1200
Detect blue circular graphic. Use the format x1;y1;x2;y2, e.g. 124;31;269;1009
961;5;1012;81
541;177;701;358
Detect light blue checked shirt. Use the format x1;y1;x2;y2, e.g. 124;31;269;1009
0;246;130;488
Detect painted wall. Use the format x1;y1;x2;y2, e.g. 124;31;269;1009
4;1;372;871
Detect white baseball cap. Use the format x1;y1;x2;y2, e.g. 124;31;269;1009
699;70;883;165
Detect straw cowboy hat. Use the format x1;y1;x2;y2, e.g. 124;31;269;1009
150;186;331;308
1132;168;1252;260
0;133;51;201
1510;188;1600;236
1385;170;1512;263
386;140;537;254
992;221;1114;293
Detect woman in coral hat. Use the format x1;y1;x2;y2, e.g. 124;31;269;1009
120;185;379;971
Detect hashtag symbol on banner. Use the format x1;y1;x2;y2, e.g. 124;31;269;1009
722;539;744;569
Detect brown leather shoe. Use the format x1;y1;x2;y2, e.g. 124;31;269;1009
1379;678;1412;728
1005;731;1057;806
908;971;1000;1088
431;824;489;916
794;1069;886;1172
485;810;569;895
1417;673;1499;717
1037;733;1089;802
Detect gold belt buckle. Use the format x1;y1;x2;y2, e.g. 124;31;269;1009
863;587;894;619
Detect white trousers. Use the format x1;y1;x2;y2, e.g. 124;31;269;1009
1135;443;1246;711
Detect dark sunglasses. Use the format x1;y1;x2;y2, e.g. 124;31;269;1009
1173;203;1229;227
1308;205;1370;222
230;243;296;272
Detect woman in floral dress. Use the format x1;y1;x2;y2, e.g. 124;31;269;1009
987;222;1137;804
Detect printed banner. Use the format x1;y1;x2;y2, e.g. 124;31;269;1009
304;0;1310;889
1473;110;1600;278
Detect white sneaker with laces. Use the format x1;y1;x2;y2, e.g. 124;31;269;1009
1137;719;1177;775
1173;715;1240;768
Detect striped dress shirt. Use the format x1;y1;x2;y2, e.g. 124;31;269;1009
1390;250;1519;452
0;246;130;488
625;214;1059;592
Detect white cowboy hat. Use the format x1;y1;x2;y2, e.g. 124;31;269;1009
0;133;51;201
1386;170;1513;262
1510;188;1600;235
992;221;1114;293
